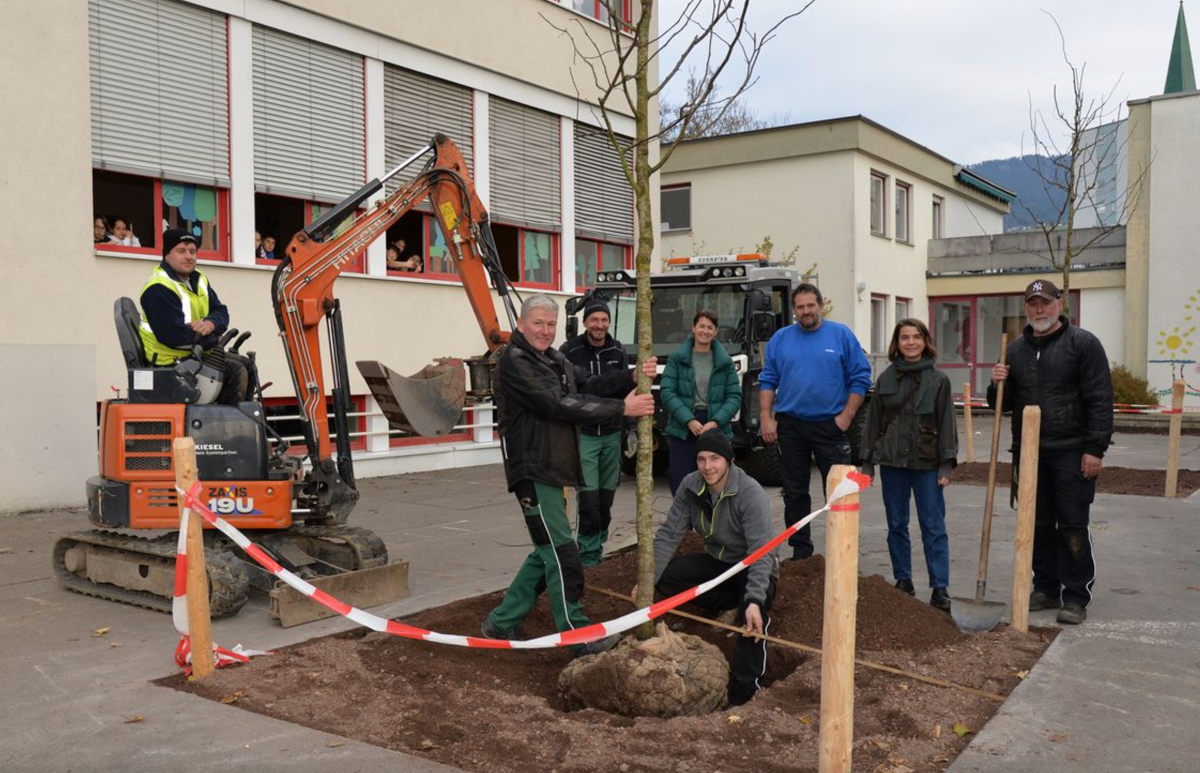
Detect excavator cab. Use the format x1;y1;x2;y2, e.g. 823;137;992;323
115;296;225;405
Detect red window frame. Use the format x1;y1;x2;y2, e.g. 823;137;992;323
94;172;231;262
388;213;460;281
570;0;632;24
928;290;1081;393
515;226;560;290
254;199;366;273
575;238;632;291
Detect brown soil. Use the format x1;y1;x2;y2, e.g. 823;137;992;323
954;462;1200;497
163;544;1055;772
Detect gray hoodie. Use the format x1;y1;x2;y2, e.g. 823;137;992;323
653;464;779;607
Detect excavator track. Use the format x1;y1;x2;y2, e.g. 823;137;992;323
53;530;250;618
287;523;389;570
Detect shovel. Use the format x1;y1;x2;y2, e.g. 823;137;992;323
951;334;1009;633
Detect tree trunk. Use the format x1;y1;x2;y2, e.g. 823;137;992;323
632;0;656;640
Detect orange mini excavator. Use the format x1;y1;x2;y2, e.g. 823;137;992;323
56;135;517;624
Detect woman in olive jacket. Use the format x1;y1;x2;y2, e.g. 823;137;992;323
859;318;958;612
660;310;743;494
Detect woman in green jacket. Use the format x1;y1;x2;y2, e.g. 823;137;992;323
859;318;958;612
660;310;743;494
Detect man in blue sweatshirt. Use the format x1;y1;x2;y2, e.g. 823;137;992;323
758;284;872;559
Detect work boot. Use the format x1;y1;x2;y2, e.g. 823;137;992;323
1056;602;1087;625
480;618;524;641
573;633;621;658
894;579;916;596
930;587;952;613
715;608;739;626
1029;589;1061;612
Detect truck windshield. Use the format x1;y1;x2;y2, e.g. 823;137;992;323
602;284;749;358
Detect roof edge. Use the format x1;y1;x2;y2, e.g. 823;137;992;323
952;165;1016;203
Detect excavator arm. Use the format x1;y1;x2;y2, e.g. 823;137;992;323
272;134;517;523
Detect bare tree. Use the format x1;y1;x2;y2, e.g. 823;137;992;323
546;0;810;633
1023;12;1149;312
659;71;772;141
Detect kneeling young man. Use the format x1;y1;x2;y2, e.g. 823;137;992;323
650;429;778;705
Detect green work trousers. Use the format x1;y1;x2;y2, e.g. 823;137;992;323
577;432;621;567
487;480;590;633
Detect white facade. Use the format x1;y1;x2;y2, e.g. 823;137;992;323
659;118;1008;353
1127;91;1200;400
0;0;655;510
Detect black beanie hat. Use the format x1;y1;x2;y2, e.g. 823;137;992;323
695;428;734;464
162;228;198;256
583;299;611;321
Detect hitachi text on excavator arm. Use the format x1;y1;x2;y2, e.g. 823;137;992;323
271;134;517;522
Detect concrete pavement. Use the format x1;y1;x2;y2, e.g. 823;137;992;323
0;423;1196;772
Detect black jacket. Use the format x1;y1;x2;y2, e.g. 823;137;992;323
559;332;629;436
987;317;1113;457
860;363;957;478
495;331;632;490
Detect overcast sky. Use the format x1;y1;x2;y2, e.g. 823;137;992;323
658;0;1188;164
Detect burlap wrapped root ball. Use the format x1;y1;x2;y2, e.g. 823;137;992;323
558;623;729;717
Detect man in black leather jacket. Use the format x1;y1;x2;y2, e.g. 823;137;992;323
481;294;655;655
988;279;1113;625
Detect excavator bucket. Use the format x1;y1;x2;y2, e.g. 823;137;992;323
356;358;466;438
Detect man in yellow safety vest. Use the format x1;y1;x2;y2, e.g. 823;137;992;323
138;229;249;405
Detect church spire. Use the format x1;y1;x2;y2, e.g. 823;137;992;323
1165;1;1196;93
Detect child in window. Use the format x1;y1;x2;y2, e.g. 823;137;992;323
385;238;421;272
108;217;141;247
93;216;111;244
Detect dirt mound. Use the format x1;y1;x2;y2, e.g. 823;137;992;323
559;624;729;717
955;462;1200;497
165;545;1051;772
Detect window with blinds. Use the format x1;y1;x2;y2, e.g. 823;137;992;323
488;97;561;232
252;26;365;203
574;124;634;244
383;66;473;191
89;0;230;187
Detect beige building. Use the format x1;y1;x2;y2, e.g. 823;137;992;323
0;0;653;510
658;116;1011;374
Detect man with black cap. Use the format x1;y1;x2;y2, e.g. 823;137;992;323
560;297;629;566
138;229;250;405
988;278;1112;625
644;428;778;705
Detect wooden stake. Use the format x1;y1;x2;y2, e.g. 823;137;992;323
819;464;859;773
1010;406;1041;634
173;437;214;679
1165;380;1185;498
963;382;975;463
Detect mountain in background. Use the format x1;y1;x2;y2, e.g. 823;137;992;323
968;155;1068;232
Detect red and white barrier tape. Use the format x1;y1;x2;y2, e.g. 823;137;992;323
172;505;272;674
173;471;870;651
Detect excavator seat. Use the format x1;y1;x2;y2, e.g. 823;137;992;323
115;296;204;404
115;297;150;368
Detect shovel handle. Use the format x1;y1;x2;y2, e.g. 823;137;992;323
977;334;1008;597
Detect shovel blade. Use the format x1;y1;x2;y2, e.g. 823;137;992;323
357;359;466;438
950;596;1007;633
